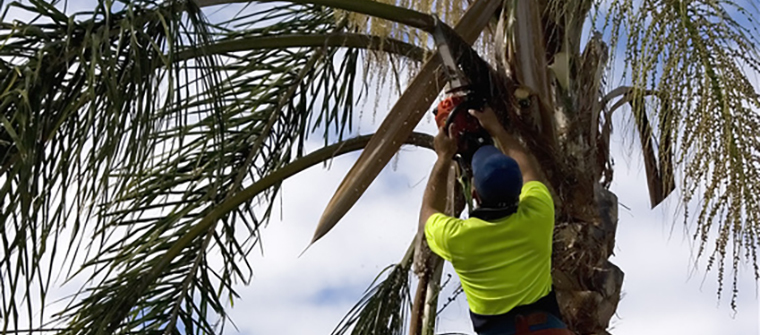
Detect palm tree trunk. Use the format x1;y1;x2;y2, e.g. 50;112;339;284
506;1;624;333
553;186;624;334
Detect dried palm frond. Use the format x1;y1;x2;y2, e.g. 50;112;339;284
312;0;503;245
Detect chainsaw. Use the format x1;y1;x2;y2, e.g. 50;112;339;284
431;17;493;174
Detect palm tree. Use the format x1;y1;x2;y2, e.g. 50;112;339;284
1;0;758;334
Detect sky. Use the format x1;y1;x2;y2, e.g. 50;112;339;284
4;0;760;334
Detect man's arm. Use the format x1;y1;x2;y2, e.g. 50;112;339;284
418;125;457;234
469;107;544;184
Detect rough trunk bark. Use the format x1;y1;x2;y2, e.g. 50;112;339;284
506;1;623;333
553;186;623;334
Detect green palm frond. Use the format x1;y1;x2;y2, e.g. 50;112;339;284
604;0;760;304
0;0;225;331
0;0;433;333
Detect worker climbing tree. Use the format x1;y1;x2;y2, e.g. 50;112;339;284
420;105;572;335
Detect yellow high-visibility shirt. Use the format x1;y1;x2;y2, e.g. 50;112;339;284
424;181;554;316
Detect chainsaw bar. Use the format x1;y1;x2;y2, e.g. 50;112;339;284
431;17;492;170
432;16;470;92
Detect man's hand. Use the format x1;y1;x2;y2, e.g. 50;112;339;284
468;106;502;134
468;106;543;184
434;124;457;160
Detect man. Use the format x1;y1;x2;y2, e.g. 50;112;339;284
419;106;572;335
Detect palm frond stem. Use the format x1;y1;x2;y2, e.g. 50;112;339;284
598;86;632;109
175;33;427;63
510;0;556;148
195;0;437;33
420;259;443;335
629;95;675;208
415;163;459;335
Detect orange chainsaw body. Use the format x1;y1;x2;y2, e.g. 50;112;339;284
434;94;491;162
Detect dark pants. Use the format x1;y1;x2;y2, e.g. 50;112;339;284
471;290;573;335
477;312;573;335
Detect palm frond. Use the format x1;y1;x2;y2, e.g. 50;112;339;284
0;0;225;331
